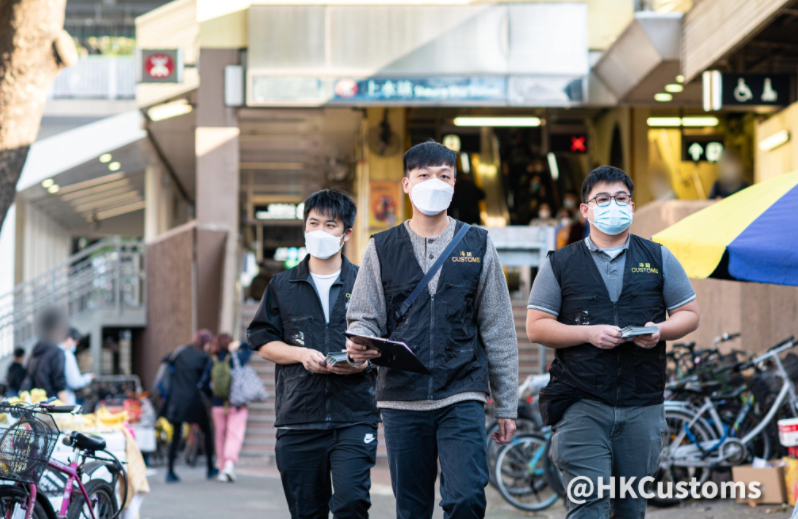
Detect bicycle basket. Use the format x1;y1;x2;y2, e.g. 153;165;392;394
0;405;60;485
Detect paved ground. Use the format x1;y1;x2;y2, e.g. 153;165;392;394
138;466;794;518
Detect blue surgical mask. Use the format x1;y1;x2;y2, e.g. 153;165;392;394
591;201;633;235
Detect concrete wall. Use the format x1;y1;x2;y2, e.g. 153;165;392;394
755;101;798;183
14;200;72;285
632;200;798;354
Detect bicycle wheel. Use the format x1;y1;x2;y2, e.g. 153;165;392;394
0;485;49;519
494;433;559;512
487;418;538;488
68;479;119;519
650;408;716;508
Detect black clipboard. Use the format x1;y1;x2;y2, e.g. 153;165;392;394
345;332;431;375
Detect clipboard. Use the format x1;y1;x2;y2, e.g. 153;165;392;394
345;332;431;375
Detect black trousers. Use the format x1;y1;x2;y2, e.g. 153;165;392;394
275;424;377;519
381;401;489;519
168;410;214;473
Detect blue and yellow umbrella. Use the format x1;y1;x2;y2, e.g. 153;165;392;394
653;171;798;286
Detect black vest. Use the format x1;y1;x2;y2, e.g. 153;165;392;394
267;256;378;427
547;235;667;407
374;221;490;401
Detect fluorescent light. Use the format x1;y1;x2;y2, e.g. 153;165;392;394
108;162;121;171
647;117;720;127
676;75;685;83
654;93;673;102
453;116;541;127
681;117;719;127
99;154;112;163
94;201;146;221
665;84;684;93
147;99;193;122
460;153;470;174
547;152;559;181
47;184;60;194
41;179;54;188
647;117;682;127
759;130;791;151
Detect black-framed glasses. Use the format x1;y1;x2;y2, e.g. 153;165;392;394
585;194;632;207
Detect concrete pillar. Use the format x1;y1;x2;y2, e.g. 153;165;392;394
196;49;240;334
144;164;163;242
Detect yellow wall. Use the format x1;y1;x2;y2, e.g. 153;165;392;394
755;101;798;183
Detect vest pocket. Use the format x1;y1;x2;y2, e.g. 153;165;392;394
633;347;665;394
284;316;313;350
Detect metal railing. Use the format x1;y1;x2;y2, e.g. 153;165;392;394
49;56;136;100
0;239;145;358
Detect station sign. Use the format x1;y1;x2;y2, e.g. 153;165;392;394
254;203;303;221
682;135;724;163
703;71;791;110
550;133;588;154
138;49;184;84
248;75;585;107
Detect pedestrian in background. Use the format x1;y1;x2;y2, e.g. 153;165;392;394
61;328;94;405
5;347;27;397
162;329;217;483
202;333;252;483
21;307;68;402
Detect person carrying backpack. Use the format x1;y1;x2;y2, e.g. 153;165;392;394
202;333;252;483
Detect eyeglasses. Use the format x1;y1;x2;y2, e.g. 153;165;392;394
585;194;632;207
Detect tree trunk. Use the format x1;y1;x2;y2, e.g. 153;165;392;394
0;0;73;230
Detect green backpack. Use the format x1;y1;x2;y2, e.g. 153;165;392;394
211;355;232;401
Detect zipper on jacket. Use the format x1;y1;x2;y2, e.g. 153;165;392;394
325;322;331;422
614;302;621;406
429;294;435;400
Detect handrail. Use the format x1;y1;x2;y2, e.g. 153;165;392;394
0;238;145;358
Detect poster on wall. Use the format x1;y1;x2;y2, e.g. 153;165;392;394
369;181;403;229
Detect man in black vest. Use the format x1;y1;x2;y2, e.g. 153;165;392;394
527;166;700;518
346;140;519;519
248;189;379;519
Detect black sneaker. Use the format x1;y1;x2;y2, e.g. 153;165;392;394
207;468;220;480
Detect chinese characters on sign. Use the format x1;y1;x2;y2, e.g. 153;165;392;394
333;78;507;103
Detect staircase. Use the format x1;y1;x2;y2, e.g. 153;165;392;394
238;300;549;465
0;238;146;370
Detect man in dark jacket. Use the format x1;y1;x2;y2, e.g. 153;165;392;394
248;189;378;519
22;308;68;401
5;347;27;397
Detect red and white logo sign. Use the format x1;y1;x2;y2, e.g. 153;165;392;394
335;79;358;98
144;53;175;79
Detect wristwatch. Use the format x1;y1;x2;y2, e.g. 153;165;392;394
363;360;375;375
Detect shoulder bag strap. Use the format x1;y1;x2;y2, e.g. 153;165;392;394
394;223;471;321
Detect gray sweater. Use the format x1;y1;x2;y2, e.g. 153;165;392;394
346;218;519;418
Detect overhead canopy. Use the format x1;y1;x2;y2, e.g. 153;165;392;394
653;171;798;286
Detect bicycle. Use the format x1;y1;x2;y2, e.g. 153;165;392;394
654;336;798;507
0;399;127;519
493;431;563;512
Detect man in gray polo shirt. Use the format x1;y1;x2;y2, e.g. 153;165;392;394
527;166;700;518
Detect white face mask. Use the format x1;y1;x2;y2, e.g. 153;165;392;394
409;178;454;216
304;230;344;260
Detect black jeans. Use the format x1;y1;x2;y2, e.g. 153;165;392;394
275;424;377;519
381;400;489;519
168;410;214;473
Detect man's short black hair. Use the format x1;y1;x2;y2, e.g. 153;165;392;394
13;347;24;359
581;166;635;202
403;140;457;177
303;189;357;230
66;328;82;342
